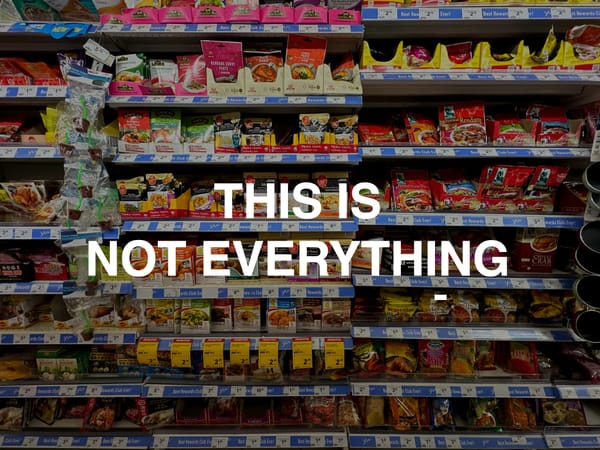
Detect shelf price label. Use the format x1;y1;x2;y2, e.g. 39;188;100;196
203;339;225;369
170;339;192;368
292;337;313;370
258;338;279;369
230;338;250;367
137;338;159;366
324;338;345;370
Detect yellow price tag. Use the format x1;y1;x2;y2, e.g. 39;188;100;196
170;339;192;368
258;338;279;369
230;339;250;367
292;337;313;369
203;339;225;369
137;338;159;366
324;338;345;370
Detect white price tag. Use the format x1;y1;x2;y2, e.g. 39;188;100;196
511;436;527;445
558;387;577;399
163;288;179;298
14;228;31;239
401;437;416;448
313;385;329;396
247;436;261;447
528;385;546;397
203;385;219;397
528;216;544;227
446;436;461;449
512;279;527;289
551;6;568;18
470;278;485;288
283;386;300;396
445;215;461;226
456;328;473;339
327;96;345;104
19;386;35;397
230;385;246;396
436;385;451;397
212;437;228;448
45;333;58;344
0;228;12;239
545;436;561;448
277;436;290;448
251;386;267;396
59;385;77;396
419;8;436;19
375;436;388;448
13;333;27;344
508;7;526;18
353;384;369;396
87;385;102;396
485;215;502;227
463;7;482;19
462;385;476;397
353;327;370;338
288;96;307;104
431;278;446;288
245;96;264;104
57;437;74;447
87;437;102;448
23;436;38;447
420;436;435;449
112;437;127;448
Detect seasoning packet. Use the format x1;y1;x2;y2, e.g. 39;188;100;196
184;115;214;153
438;101;487;146
118;110;151;144
286;34;327;80
214;112;241;152
299;113;329;145
244;48;283;83
328;115;357;145
150;110;181;145
330;52;355;82
149;59;178;90
403;113;439;145
176;54;206;94
241;118;273;147
201;40;244;83
115;54;146;83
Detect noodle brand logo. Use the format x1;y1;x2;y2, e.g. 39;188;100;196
89;182;509;278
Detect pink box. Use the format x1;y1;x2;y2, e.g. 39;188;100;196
123;7;159;23
294;5;327;23
260;5;294;23
192;5;226;23
328;8;360;24
109;81;144;96
100;14;128;24
159;7;192;23
225;4;260;22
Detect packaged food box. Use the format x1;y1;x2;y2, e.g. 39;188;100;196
13;60;64;85
129;245;162;286
150;109;182;152
430;168;479;211
233;299;261;332
118;109;151;154
195;245;226;284
0;251;34;282
117;176;147;218
512;228;560;273
321;299;351;331
0;295;43;329
88;297;115;327
243;172;277;217
180;299;211;335
211;299;233;332
227;240;260;280
296;298;322;332
145;299;176;333
184;115;214;153
162;245;195;286
36;347;65;381
438;101;487;146
390;169;432;212
486;118;538;146
0;58;30;85
267;299;296;333
278;173;310;218
312;172;349;218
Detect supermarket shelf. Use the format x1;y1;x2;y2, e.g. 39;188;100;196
133;283;354;299
0;380;143;398
556;385;600;399
0;323;139;345
112;153;361;164
144;382;350;398
100;23;363;53
359;212;583;228
106;95;362;110
545;432;600;448
352;274;575;290
0;22;98;51
348;432;546;449
0;146;61;160
121;219;358;233
152;336;354;351
351;381;556;398
0;86;67;103
0;281;63;295
60;227;120;243
0;433;151;448
361;72;600;101
0;226;61;240
352;325;572;342
362;6;600;38
152;431;348;448
360;146;592;159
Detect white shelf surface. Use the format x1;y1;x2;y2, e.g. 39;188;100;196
359;212;583;228
349;433;546;449
0;226;61;240
0;146;60;159
113;153;361;164
352;274;575;290
352;325;572;342
152;336;354;352
144;383;350;398
153;431;348;448
0;86;66;99
121;219;358;233
107;95;362;108
360;146;592;159
0;323;139;345
0;281;63;295
132;283;354;299
351;380;555;398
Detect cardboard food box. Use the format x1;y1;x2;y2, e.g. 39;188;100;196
512;228;560;273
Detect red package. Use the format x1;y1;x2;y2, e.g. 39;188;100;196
503;399;536;431
439;101;486;146
418;340;452;377
430;168;479;211
358;124;395;144
0;116;25;142
29;250;69;281
478;165;535;210
82;398;118;431
302;396;335;427
526;104;571;146
390;169;432;212
475;341;496;370
0;59;30;85
208;398;240;425
403;113;439;145
14;61;64;86
506;342;539;375
273;398;303;425
176;54;206;94
446;42;473;64
241;400;272;426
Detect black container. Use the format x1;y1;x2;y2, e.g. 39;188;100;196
583;162;600;195
574;246;600;274
579;221;600;255
572;309;600;342
573;275;600;309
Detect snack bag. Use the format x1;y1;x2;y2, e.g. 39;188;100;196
418;340;451;377
449;340;475;377
506;342;539;376
390;169;432;212
201;41;244;83
438;101;486;146
389;397;429;431
475;341;496;370
385;341;417;377
503;399;536;431
403;113;439;145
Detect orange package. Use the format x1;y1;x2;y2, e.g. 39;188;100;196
389;397;430;431
163;245;195;286
14;61;65;86
286;34;327;80
245;49;283;83
449;340;475;377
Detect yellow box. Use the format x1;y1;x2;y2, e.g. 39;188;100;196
434;42;483;70
480;41;526;71
360;40;403;70
523;41;565;70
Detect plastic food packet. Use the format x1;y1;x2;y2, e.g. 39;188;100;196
329;115;357;145
11;0;60;21
469;399;500;429
34;399;59;425
241;399;271;426
416;290;451;322
430;168;479;211
176;54;206;93
242;118;273;146
244;48;283;83
331;52;355;82
214;112;241;152
57;50;86;81
151;110;181;144
557;345;600;384
446;41;473;64
541;400;587;426
149;59;177;90
403;113;439;145
118;110;151;144
358;124;395;144
286;34;327;80
299;113;329;145
389;397;430;431
482;292;517;323
449;340;475;377
450;291;480;323
302;396;335;427
529;291;563;322
503;399;536;431
506;342;539;375
201;40;244;83
385;341;417;377
360;396;385;428
475;341;496;370
184;115;214;152
431;399;454;429
390;169;432;212
138;399;176;430
403;45;433;68
353;340;385;378
382;289;417;322
115;54;147;83
272;398;303;425
530;28;559;64
418;340;451;377
82;398;118;431
336;397;360;426
43;0;98;21
438;102;486;146
0;399;25;430
566;24;600;60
